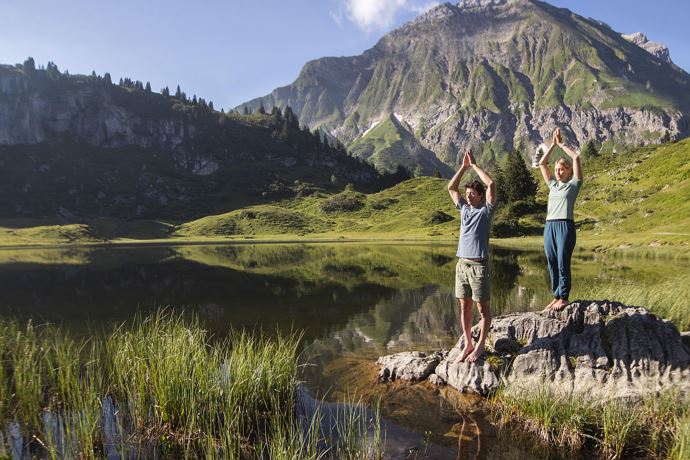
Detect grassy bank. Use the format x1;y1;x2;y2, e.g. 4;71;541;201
0;312;382;459
493;386;690;459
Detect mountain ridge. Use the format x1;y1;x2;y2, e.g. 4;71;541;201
239;0;689;170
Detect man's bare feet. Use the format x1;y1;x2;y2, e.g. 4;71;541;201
457;345;475;362
467;347;484;363
549;298;569;311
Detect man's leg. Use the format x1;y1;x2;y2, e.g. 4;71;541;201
467;300;491;362
457;297;475;362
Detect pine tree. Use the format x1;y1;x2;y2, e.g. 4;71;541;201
103;73;112;85
23;57;35;73
662;130;671;143
175;85;182;98
581;139;599;157
502;149;537;204
145;82;151;92
257;101;266;114
243;106;249;115
208;101;214;110
161;86;170;96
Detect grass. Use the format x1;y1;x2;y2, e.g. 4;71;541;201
0;311;383;458
574;272;690;331
0;138;688;255
493;385;689;459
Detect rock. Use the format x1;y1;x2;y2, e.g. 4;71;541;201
623;32;673;64
428;374;444;386
434;347;506;396
376;301;690;400
682;332;690;351
376;351;445;382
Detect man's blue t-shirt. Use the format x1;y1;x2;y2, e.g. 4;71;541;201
456;199;494;259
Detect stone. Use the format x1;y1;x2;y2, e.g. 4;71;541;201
376;301;690;401
376;351;445;382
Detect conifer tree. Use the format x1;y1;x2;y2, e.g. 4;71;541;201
175;85;182;98
208;101;214;110
581;139;599;157
257;101;266;114
103;73;112;85
23;57;35;73
502;149;536;204
161;86;170;96
243;106;249;115
145;82;151;92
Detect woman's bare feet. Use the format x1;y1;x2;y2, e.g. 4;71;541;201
549;298;569;311
543;298;559;311
457;345;475;362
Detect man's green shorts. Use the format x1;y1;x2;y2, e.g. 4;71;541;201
455;259;491;302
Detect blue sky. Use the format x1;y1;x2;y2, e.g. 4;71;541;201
1;0;688;110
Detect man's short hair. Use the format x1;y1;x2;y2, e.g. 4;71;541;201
464;179;485;197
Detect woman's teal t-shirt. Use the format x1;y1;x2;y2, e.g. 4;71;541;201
546;177;582;220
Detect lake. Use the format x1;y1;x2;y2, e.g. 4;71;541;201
0;242;683;458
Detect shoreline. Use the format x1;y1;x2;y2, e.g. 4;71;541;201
0;233;687;258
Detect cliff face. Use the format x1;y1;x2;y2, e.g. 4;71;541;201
0;65;381;219
240;0;690;169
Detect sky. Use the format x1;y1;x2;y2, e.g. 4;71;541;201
1;0;688;110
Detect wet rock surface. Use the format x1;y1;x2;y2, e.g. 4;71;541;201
377;301;690;399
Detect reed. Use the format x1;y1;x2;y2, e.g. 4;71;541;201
574;272;690;331
0;311;381;458
493;385;688;458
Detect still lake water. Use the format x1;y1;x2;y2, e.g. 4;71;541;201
0;242;683;459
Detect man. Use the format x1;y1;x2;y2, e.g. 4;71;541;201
447;148;496;362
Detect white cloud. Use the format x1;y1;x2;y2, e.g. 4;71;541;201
339;0;440;31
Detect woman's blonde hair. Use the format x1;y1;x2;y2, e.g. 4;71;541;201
555;157;572;168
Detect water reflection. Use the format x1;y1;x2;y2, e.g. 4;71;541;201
0;243;684;458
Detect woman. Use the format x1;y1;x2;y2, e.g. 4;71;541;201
539;128;583;311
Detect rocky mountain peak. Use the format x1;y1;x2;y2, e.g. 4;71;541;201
456;0;512;9
622;32;673;64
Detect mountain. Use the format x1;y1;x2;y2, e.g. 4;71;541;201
348;113;454;175
240;0;690;170
0;61;385;220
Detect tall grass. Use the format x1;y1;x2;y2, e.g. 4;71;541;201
493;386;689;458
574;272;690;331
0;311;382;458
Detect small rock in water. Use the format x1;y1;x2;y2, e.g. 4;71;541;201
377;351;445;382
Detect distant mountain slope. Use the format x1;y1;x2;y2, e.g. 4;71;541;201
348;114;454;175
176;138;690;248
241;0;689;170
0;62;384;219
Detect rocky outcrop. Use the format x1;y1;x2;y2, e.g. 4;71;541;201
377;301;690;399
623;32;673;64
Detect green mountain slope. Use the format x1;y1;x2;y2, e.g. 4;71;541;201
176;138;690;253
348;114;454;176
0;63;386;220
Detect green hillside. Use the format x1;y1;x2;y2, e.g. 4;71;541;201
349;114;454;176
2;138;688;257
176;138;690;255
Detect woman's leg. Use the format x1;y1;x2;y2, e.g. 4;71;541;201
544;221;559;299
556;221;577;300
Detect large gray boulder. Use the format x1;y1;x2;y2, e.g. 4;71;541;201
377;301;690;400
